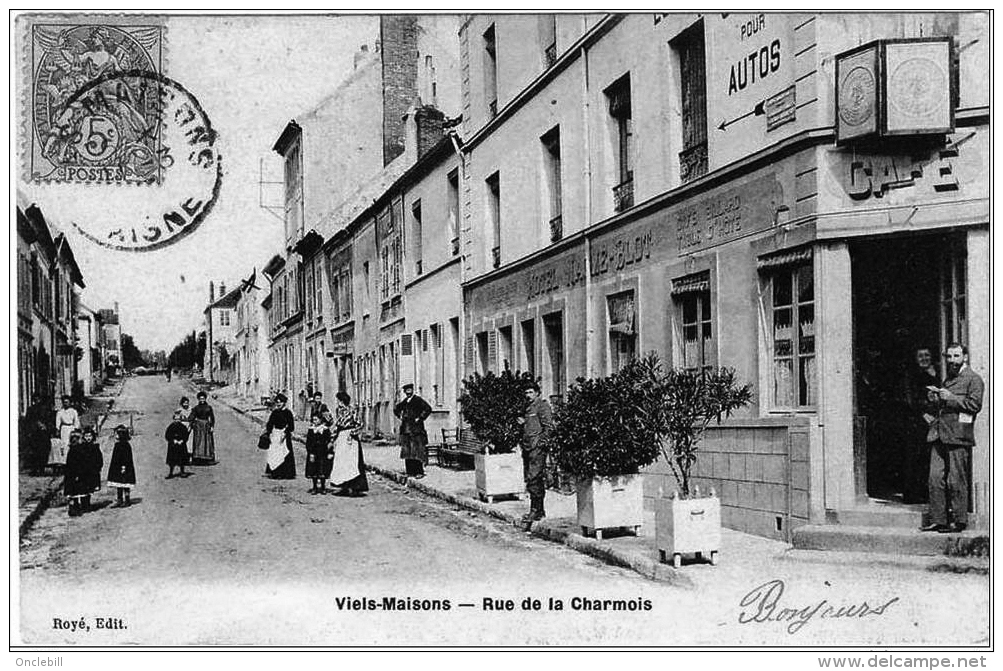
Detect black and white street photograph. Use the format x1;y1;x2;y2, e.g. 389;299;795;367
11;10;992;653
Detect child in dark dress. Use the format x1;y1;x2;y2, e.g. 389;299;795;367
305;414;333;494
165;410;191;479
63;429;87;516
66;426;102;515
107;425;137;507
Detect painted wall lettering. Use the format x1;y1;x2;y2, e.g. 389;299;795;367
589;229;654;278
728;39;781;95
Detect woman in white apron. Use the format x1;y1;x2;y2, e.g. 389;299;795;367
330;391;368;496
264;393;296;479
50;395;79;472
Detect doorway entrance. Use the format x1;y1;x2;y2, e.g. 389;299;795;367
850;232;967;502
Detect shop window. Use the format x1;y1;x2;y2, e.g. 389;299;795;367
672;272;714;373
605;74;633;213
940;245;967;354
763;259;815;408
498;324;513;371
607;291;637;373
543;312;565;400
476;331;490;374
674;21;708;183
520;318;536;377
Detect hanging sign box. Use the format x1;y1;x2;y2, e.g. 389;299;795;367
835;37;954;144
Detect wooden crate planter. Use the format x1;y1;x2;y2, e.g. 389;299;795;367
576;474;643;540
475;451;525;503
656;494;721;568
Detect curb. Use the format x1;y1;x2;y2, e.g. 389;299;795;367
19;381;124;540
219;395;689;585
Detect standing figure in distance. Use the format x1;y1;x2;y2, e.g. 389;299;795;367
920;343;984;534
265;392;296;479
393;383;431;479
189;391;216;465
63;430;88;516
165;410;190;479
107;425;136;507
518;382;553;523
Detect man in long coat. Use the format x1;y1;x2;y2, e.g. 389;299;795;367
921;343;984;534
394;383;432;478
518;382;553;522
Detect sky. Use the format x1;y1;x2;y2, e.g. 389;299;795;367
17;13;379;352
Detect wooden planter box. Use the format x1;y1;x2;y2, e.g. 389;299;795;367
475;451;525;503
656;495;721;567
576;474;643;540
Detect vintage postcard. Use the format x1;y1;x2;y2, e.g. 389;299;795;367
12;10;992;654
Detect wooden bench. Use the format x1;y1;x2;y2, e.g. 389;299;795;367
439;427;482;470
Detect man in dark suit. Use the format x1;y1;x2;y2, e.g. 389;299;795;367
394;383;432;478
518;382;553;523
921;343;984;533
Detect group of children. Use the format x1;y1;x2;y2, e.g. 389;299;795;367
63;424;136;516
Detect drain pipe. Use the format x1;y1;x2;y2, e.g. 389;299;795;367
581;43;595;378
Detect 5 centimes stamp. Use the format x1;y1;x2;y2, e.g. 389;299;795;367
25;18;166;184
65;70;223;251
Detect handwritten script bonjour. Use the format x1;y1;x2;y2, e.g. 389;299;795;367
738;579;899;634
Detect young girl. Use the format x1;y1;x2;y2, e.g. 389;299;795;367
305;414;332;494
63;430;87;516
66;427;102;515
107;425;136;507
165;410;190;479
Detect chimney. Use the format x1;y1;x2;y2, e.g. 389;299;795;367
380;15;419;166
114;301;119;316
219;282;226;297
209;281;215;303
403;105;446;163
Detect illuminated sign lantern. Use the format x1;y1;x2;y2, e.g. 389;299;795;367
835;37;955;144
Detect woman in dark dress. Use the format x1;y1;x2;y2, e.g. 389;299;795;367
264;393;296;479
190;391;216;464
107;425;137;507
165;410;191;479
330;391;369;496
304;414;333;494
82;427;104;501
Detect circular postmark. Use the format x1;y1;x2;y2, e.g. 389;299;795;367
59;69;222;252
838;65;876;128
889;57;946;119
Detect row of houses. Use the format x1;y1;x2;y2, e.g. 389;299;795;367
16;197;123;415
222;13;989;539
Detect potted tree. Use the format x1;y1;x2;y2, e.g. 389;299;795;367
655;367;752;567
549;356;665;540
459;369;536;504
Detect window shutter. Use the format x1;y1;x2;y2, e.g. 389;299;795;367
422;329;429;352
464;336;474;370
487;330;498;370
401;333;413;356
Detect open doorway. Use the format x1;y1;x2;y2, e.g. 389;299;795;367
851;232;966;502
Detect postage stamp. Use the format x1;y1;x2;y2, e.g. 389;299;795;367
23;18;166;184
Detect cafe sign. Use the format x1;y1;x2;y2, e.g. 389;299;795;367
836;37;955;144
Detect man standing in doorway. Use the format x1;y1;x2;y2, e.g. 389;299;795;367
518;382;553;523
394;383;432;478
921;343;984;533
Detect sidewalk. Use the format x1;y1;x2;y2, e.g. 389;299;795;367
18;378;126;538
214;388;989;582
